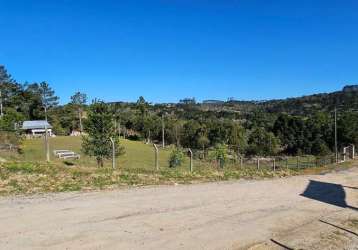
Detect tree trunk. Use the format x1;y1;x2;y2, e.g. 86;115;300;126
97;157;104;167
44;106;48;121
78;108;83;133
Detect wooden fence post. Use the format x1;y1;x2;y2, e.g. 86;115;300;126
257;158;260;170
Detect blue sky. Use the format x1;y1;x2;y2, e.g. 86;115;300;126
1;0;357;104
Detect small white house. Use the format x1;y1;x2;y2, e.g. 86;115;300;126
22;120;53;138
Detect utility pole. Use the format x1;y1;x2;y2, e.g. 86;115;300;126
334;107;338;163
161;114;165;148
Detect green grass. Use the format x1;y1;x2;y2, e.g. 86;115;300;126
0;136;356;196
19;136;175;170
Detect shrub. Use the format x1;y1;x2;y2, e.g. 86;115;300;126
210;144;228;168
169;148;185;168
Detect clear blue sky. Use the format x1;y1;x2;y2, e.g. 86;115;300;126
1;0;357;104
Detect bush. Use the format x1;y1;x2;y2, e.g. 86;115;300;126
169;148;185;168
209;144;228;168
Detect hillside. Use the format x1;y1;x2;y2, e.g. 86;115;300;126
199;85;358;115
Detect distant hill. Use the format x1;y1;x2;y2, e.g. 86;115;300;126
197;85;358;115
261;85;358;114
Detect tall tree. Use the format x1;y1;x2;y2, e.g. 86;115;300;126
0;65;23;117
39;82;59;121
82;101;124;167
70;92;87;133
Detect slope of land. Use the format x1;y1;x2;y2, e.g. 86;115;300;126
0;166;357;249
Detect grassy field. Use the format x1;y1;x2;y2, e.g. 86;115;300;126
17;136;177;170
0;136;355;196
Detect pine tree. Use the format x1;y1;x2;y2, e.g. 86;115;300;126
82;101;124;167
70;92;87;133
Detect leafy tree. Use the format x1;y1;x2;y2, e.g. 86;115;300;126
228;122;247;156
181;120;202;149
70;92;87;133
82;101;124;167
337;111;358;148
0;108;24;131
247;127;281;156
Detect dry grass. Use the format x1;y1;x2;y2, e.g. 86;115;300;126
0;136;356;196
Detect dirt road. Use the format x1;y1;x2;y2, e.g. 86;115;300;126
0;168;357;250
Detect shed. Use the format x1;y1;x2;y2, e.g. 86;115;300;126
22;120;53;137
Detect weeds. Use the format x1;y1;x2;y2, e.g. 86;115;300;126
0;159;356;196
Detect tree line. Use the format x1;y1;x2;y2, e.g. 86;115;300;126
1;65;357;159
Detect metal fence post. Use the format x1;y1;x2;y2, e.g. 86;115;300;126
45;124;50;162
188;148;193;172
297;156;299;169
153;144;159;171
110;137;116;169
352;145;355;160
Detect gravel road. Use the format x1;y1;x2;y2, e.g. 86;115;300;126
0;167;357;250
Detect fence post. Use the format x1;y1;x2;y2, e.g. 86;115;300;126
240;156;243;168
257;158;260;170
110;137;116;169
44;124;50;162
297;156;299;169
188;148;193;172
343;147;347;162
273;158;276;172
352;145;355;160
153;144;159;171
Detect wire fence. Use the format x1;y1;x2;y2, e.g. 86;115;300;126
189;148;350;172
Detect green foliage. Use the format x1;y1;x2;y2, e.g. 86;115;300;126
0;131;22;147
1;64;358;158
247;127;280;156
0;108;24;131
210;144;228;167
168;148;185;168
82;101;124;167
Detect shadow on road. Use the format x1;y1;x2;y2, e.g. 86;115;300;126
301;180;358;211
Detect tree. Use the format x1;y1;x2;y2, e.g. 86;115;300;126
228;122;247;156
0;65;24;117
82;101;124;167
70;92;87;133
247;127;281;156
39;82;59;121
181;120;202;149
